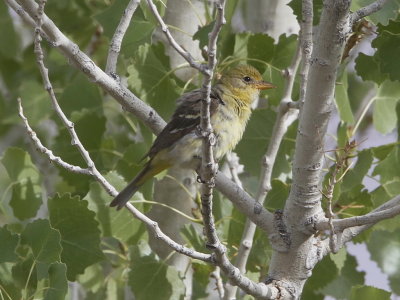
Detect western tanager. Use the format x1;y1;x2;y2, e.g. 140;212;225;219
110;65;275;209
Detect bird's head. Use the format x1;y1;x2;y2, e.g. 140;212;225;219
217;65;276;105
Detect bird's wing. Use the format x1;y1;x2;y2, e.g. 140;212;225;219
145;88;224;160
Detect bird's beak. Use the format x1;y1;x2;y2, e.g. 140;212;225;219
255;81;276;90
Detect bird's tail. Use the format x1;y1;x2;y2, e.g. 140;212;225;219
110;160;170;210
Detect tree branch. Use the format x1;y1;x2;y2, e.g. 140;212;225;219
350;0;389;24
12;0;166;134
16;0;213;265
6;0;271;229
146;0;205;73
215;173;274;233
299;0;313;108
17;98;89;175
316;195;400;232
105;0;140;75
224;42;301;300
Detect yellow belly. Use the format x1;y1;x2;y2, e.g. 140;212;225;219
158;104;250;168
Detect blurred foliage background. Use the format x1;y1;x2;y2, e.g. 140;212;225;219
0;0;400;299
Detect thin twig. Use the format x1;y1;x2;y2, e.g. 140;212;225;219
146;0;205;73
26;0;212;264
198;0;225;249
350;0;389;24
215;173;274;234
316;195;400;232
211;267;225;298
12;0;166;134
105;0;140;75
17;98;89;175
224;37;301;300
194;1;280;297
124;202;213;262
225;152;244;189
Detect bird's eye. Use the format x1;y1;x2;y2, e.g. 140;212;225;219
243;76;252;82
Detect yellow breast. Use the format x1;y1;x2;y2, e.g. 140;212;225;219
211;103;251;160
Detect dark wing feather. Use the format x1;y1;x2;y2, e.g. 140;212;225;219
145;88;224;159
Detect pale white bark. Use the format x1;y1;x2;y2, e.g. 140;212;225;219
147;0;205;73
105;0;140;75
267;1;353;297
350;0;390;24
153;0;206;81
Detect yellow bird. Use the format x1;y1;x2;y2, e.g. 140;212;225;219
110;65;275;209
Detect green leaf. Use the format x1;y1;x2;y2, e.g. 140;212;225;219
354;53;388;85
193;21;215;49
128;250;184;300
44;263;68;300
20;219;62;280
302;256;338;300
0;263;22;300
86;171;144;243
335;72;354;123
9;178;42;220
373;146;400;183
265;179;289;210
336;185;373;217
341;149;373;192
0;226;19;263
59;73;102;117
18;80;52;126
1;148;42;220
0;1;21;60
127;43;181;119
181;224;207;253
12;255;37;295
95;2;154;57
236;108;276;177
350;285;391;300
1;147;40;182
367;229;400;294
372;80;400;134
53;109;106;196
330;247;347;274
48;194;104;280
321;254;365;299
373;22;400;82
247;34;275;73
371;180;400;232
371;143;397;160
192;262;213;299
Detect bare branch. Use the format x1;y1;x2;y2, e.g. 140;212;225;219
215;173;274;234
316;195;400;232
17;0;213;265
105;0;140;75
146;0;205;73
225;152;244;189
319;195;400;254
32;1;114;196
225;43;301;300
17;98;89;175
10;0;166;134
210;267;225;298
124;202;213;262
350;0;389;24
